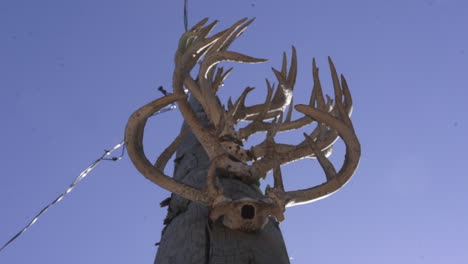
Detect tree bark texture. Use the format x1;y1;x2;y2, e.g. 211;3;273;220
154;97;290;264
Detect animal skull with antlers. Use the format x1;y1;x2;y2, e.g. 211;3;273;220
125;18;361;232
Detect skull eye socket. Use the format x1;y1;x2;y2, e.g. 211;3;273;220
241;204;255;219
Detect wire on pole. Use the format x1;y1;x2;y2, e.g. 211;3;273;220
0;88;178;253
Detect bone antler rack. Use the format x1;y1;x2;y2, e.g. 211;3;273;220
125;18;361;231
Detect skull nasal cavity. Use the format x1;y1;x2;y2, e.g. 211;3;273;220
241;205;255;219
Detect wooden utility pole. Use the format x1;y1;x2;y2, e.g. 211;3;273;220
154;97;291;263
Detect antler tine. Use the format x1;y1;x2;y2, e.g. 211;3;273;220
246;113;286;179
341;74;353;116
264;141;286;199
125;93;211;205
255;79;276;121
199;51;267;80
329;57;343;113
213;67;233;92
269;46;296;117
273;160;285;191
312;58;326;109
189;17;209;32
155;126;189;171
234;47;296;122
285;97;294;122
281;51;288;76
281;46;297;123
303;133;336;181
288;46;298;87
226;86;255;122
207;17;249;53
221;18;256;51
266;112;284;144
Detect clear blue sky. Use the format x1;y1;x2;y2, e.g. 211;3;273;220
1;0;467;263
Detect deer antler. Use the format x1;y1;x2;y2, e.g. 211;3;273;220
125;18;361;231
125;93;213;205
265;99;360;208
250;57;354;179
